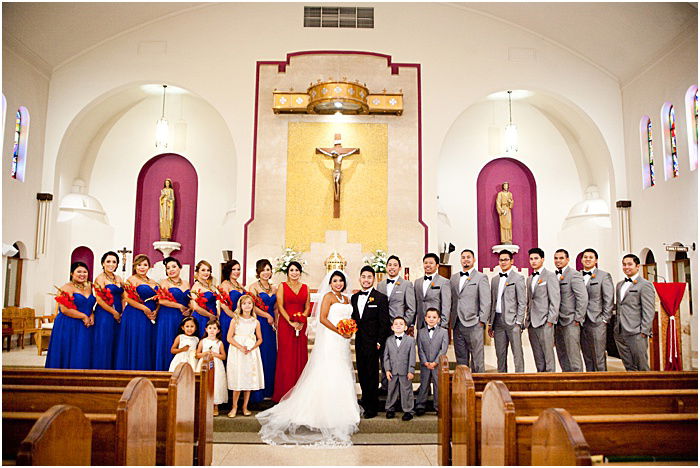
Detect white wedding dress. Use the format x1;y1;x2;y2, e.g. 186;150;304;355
256;301;361;446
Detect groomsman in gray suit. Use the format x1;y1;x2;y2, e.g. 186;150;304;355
449;249;491;372
413;253;451;329
553;249;588;372
614;254;655;371
526;248;561;372
377;255;416;391
579;248;614;371
488;250;527;372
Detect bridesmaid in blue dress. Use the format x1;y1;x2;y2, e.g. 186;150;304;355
91;252;124;369
190;260;218;337
114;254;159;370
155;256;191;371
46;262;95;369
218;260;246;345
247;259;278;403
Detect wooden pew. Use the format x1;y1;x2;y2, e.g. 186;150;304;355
3;364;205;465
437;355;451;466
447;368;698;465
15;404;92;466
482;380;698;465
531;408;591;466
3;377;157;465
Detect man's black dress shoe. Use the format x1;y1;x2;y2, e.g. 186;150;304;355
386;411;395;419
402;412;413;421
415;408;426;416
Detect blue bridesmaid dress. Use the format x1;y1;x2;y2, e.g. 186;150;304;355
114;284;158;370
91;284;123;369
250;292;277;403
192;290;216;338
220;289;244;346
154;288;190;371
46;293;96;369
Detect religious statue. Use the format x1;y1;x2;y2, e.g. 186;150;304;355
159;178;175;241
496;182;514;245
316;133;359;218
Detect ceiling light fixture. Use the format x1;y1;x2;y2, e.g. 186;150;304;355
504;90;518;154
155;84;169;149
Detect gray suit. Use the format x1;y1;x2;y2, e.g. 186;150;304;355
614;276;655;371
580;268;614;371
377;277;416;323
384;334;416;413
449;269;490;371
414;274;451;329
526;268;561;372
554;266;588;372
416;326;448;410
488;269;527;372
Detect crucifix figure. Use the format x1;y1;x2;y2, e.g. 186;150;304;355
117;246;132;274
316;133;360;218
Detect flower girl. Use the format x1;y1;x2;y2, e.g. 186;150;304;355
226;294;264;417
196;318;228;415
169;317;199;371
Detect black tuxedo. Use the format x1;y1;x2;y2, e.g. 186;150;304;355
351;288;391;415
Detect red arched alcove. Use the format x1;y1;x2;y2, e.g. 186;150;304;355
133;153;198;280
71;246;95;281
476;157;537;270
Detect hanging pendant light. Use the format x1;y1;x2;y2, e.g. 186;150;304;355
155;84;169;149
504;90;518;154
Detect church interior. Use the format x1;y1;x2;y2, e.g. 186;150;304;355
2;2;698;466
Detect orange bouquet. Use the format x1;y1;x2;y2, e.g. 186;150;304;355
337;318;358;335
157;287;177;303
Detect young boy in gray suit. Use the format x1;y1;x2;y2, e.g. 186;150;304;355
384;316;416;421
415;308;449;416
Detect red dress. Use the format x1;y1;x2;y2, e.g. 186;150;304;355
272;282;309;402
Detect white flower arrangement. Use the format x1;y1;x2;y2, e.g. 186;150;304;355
363;249;388;273
273;247;307;274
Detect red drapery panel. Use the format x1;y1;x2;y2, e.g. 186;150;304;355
653;282;686;371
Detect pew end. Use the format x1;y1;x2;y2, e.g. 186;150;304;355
167;363;195;466
438;354;451;466
481;380;516;466
16;405;92;466
531;408;592;466
116;377;158;465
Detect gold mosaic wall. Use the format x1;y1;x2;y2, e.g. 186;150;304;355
285;122;388;252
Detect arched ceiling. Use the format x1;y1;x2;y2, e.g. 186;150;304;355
3;2;697;84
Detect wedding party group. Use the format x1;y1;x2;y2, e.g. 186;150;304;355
45;245;654;446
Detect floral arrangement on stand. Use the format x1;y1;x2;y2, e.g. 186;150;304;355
273;247;307;275
363;249;388;274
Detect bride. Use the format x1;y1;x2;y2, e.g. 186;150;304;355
256;270;361;446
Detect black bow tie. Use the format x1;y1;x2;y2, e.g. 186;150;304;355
424;275;432;281
460;271;470;277
532;271;540;276
499;273;508;278
387;279;395;284
555;269;563;275
582;271;592;276
428;327;436;332
395;335;403;341
358;291;369;296
624;277;633;283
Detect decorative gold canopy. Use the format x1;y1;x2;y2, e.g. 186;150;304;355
324;250;347;272
273;79;403;115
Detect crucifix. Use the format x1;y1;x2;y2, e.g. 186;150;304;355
316;133;360;218
117;246;133;274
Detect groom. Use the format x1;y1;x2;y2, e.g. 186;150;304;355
351;266;392;419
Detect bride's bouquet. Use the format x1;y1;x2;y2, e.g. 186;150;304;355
336;318;358;336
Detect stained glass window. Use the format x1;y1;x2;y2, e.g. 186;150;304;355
647;119;655;187
669;105;679;177
11;110;20;179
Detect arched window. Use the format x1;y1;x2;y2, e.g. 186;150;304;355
685;85;698;171
669;105;679;178
639;116;655;188
10;106;29;181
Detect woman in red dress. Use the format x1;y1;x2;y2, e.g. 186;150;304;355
272;261;311;402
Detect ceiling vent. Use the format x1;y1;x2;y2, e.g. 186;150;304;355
304;6;374;28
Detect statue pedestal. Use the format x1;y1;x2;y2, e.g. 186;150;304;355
153;241;181;258
492;244;520;255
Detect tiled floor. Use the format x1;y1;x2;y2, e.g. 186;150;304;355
212;443;438;466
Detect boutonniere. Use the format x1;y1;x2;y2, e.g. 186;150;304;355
592;273;596;279
505;282;509;286
466;277;471;282
559;275;564;280
369;296;375;303
538;279;543;285
430;282;435;287
633;280;638;285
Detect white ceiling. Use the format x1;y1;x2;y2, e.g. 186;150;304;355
2;2;698;84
